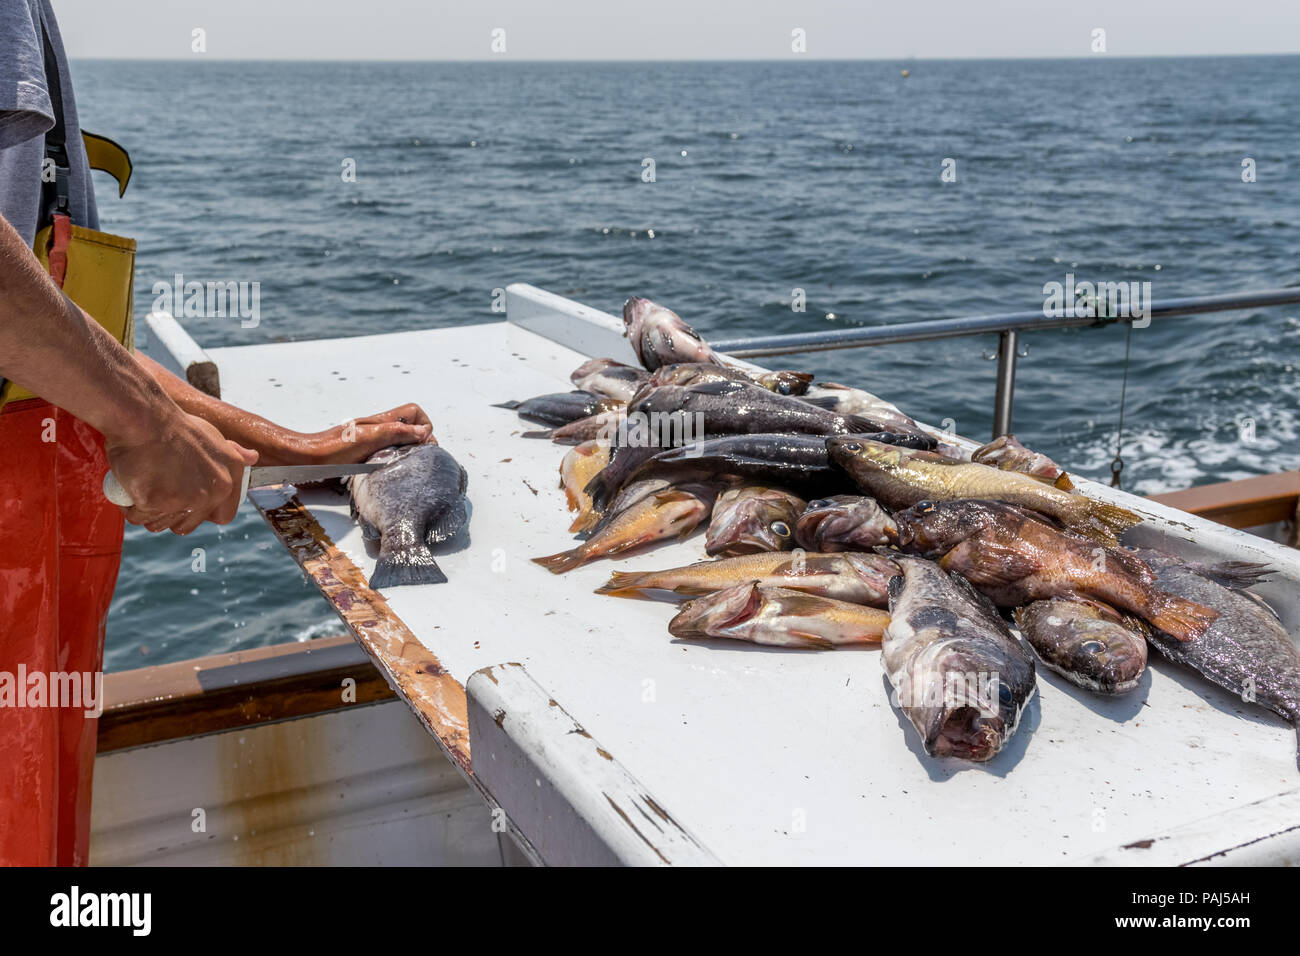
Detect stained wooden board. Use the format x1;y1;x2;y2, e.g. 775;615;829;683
213;292;1300;866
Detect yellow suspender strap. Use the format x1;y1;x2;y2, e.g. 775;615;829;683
80;131;132;197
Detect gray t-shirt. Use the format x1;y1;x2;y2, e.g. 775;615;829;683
0;0;98;246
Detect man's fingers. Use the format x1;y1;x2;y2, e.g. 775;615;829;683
124;507;187;530
351;422;431;455
144;513;189;533
170;508;210;536
356;404;433;430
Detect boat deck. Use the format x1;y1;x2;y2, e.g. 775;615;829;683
191;285;1300;866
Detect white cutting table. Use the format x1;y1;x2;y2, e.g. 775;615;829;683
181;284;1300;866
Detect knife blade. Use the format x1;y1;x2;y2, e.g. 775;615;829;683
102;461;385;508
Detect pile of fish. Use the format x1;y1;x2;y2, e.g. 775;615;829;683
493;296;1300;770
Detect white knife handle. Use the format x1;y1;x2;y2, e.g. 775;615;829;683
102;472;134;507
102;466;252;509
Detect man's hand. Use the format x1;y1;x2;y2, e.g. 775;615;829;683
297;404;434;464
106;410;259;535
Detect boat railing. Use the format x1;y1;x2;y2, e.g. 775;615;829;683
710;287;1300;438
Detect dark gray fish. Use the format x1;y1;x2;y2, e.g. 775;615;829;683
570;358;650;402
632;380;914;440
1132;548;1300;769
884;556;1037;762
349;444;469;589
646;363;814;396
795;495;898;551
704;485;805;556
586;431;931;514
586;433;838;513
493;390;618;427
623;297;724;371
1013;600;1148;695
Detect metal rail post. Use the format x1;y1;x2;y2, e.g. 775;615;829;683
992;330;1018;438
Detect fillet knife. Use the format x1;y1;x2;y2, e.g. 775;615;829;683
102;462;384;508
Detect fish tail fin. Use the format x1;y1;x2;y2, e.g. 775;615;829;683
368;545;447;589
594;571;651;596
531;547;589;574
491;400;523;410
1053;472;1076;491
1147;593;1219;642
1081;499;1143;541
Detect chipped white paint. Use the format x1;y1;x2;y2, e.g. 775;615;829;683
1077;787;1300;866
467;663;720;866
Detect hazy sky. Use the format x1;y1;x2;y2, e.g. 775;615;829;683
55;0;1300;60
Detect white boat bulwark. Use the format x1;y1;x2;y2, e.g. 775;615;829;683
131;285;1300;866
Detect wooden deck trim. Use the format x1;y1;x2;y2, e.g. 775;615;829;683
250;494;476;778
98;636;396;753
1148;470;1300;530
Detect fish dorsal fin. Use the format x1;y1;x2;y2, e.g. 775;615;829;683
689;379;750;397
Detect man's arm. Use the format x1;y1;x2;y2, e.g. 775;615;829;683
0;213;254;534
136;354;434;465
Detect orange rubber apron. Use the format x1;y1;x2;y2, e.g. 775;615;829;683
0;17;136;864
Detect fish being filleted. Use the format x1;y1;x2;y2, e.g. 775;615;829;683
558;440;610;532
623;297;724;370
795;495;898;551
893;499;1217;642
631;380;906;440
492;390;620;427
971;434;1072;488
668;582;890;649
828;437;1140;543
532;483;717;574
570;357;650;402
1013;599;1148;695
646;362;814;396
1130;548;1300;770
801;383;932;442
884;556;1037;762
349;444;469;589
704;485;806;556
596;551;899;606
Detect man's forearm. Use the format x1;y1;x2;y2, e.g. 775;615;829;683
135;353;309;466
0;214;176;447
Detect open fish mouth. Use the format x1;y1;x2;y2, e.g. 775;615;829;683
928;707;1006;761
667;580;763;638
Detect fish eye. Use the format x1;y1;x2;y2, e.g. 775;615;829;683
842;442;861;452
771;521;791;538
916;500;936;513
809;499;831;509
1080;640;1105;654
997;683;1013;705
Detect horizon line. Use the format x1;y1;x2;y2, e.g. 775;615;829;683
69;51;1300;64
